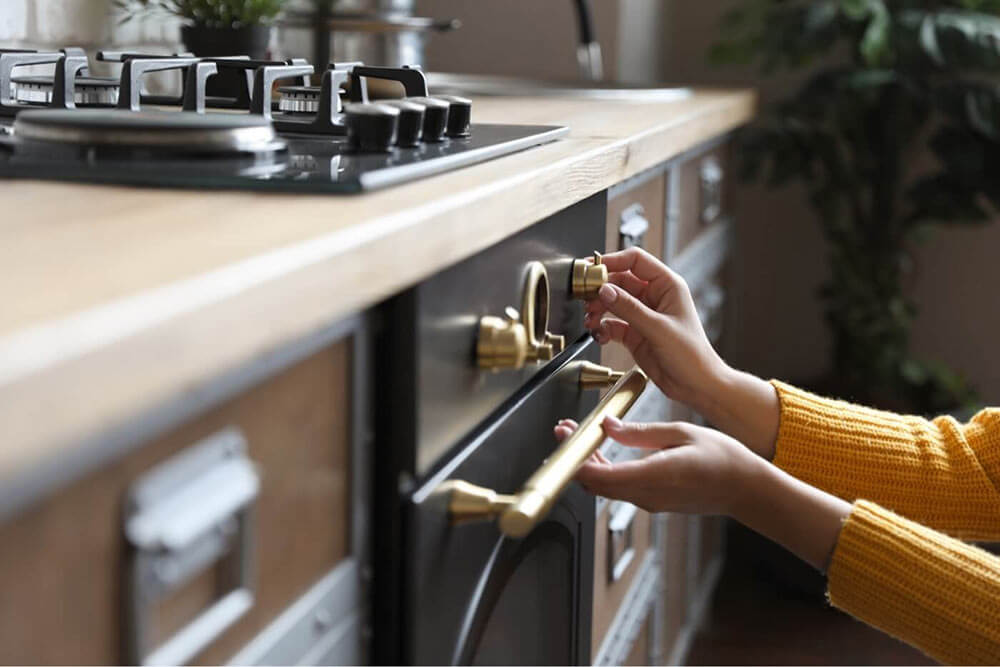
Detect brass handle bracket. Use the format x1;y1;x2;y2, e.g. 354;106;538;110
445;366;648;537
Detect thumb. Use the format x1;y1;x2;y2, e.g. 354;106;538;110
603;417;690;450
598;283;662;341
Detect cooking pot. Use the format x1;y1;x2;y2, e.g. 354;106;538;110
275;0;458;73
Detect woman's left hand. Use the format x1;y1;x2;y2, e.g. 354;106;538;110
554;415;853;571
554;416;761;515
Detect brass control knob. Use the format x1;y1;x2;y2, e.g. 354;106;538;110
572;251;609;300
477;307;529;371
578;361;626;390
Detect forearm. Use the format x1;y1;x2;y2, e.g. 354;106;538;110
731;456;851;571
693;363;780;461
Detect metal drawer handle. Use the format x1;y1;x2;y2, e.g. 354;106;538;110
700;157;724;225
619;203;650;250
608;501;638;582
445;366;648;538
124;428;259;666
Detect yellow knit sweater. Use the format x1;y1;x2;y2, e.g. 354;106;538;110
770;381;1000;664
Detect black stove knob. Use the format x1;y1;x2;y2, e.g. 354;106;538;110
406;96;449;143
344;102;400;152
438;95;472;137
381;100;425;147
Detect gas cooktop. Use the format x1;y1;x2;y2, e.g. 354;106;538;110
0;48;567;193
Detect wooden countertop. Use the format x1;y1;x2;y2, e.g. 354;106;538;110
0;89;756;517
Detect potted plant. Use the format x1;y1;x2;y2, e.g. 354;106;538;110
712;0;1000;599
115;0;287;59
712;0;1000;416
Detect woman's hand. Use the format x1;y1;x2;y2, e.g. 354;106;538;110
553;416;852;571
584;247;781;460
554;416;759;515
584;247;721;409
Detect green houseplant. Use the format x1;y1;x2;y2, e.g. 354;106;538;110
713;0;1000;414
115;0;287;58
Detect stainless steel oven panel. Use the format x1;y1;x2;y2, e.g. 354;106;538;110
402;338;600;665
412;194;605;475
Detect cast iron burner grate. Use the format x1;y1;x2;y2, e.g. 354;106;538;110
0;47;568;192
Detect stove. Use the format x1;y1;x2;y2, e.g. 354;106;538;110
0;48;567;193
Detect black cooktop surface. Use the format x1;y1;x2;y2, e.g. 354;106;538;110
0;123;567;193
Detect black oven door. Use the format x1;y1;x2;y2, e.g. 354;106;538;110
401;338;599;665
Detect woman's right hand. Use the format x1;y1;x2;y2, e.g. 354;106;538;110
584;246;724;409
584;247;781;460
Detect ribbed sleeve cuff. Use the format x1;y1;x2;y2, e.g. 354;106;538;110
828;500;1000;664
768;380;869;491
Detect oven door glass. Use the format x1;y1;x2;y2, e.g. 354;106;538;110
403;339;599;665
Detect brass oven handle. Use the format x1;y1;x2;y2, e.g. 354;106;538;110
445;366;648;538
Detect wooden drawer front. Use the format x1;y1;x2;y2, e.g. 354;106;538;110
592;503;652;656
602;173;667;375
669;143;730;260
660;512;690;661
605;173;667;260
624;615;653;667
0;340;355;665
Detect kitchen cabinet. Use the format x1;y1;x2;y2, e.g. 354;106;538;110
0;328;368;666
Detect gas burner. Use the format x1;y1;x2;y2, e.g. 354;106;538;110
11;75;119;107
277;86;324;114
13;109;286;158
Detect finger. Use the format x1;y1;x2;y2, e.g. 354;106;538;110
585;272;648;321
608;271;648;297
600;247;689;309
594;449;611;465
554;424;574;442
575;457;652;498
597;283;664;341
602;417;691;449
599;247;675;283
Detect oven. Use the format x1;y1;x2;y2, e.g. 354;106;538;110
373;194;644;664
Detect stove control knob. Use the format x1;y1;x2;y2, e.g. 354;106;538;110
478;307;529;371
345;102;399;152
381;99;425;147
407;96;449;143
571;251;608;300
438;94;472;137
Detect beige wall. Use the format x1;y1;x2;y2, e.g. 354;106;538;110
418;0;667;82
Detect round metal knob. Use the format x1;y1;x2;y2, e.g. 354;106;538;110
344;102;399;153
406;96;449;143
571;251;608;300
438;94;472;137
477;309;529;371
381;99;425;147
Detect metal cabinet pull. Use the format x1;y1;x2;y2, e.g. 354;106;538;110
607;501;638;582
619;203;650;250
444;367;648;538
700;157;724;225
124;428;260;666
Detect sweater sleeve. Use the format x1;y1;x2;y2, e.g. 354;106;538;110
829;500;1000;664
771;381;1000;541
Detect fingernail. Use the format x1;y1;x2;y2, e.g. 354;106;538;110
598;283;616;304
603;415;622;429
